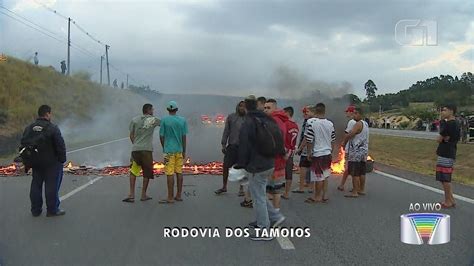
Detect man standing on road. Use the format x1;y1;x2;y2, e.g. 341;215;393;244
215;101;246;195
337;105;356;192
293;106;312;194
304;103;335;203
159;101;188;204
282;106;299;200
264;99;287;212
342;107;369;198
123;104;161;203
236;95;285;241
257;97;266;111
21;105;66;217
436;104;460;208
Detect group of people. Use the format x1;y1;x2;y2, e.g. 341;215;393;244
122;101;188;204
20;100;460;240
31;52;67;74
215;96;370;241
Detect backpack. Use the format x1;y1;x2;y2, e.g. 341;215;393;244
19;124;50;168
253;116;285;158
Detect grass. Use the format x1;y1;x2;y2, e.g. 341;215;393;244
0;56;105;136
369;134;474;185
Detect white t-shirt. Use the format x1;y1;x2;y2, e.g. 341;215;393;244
345;119;356;151
304;118;336;157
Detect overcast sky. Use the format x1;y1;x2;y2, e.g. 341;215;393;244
1;0;473;98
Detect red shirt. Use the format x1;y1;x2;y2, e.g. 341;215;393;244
285;120;299;153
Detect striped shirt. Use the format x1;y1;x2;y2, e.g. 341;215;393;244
304;118;336;157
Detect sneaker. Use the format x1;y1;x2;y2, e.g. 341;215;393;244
271;216;286;228
248;221;258;228
249;232;274;241
46;209;66;217
31;212;42;217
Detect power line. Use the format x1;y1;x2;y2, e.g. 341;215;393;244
0;9;98;59
32;0;68;20
0;5;66;42
0;9;65;44
71;19;106;46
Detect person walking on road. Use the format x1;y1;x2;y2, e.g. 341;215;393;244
235;95;285;241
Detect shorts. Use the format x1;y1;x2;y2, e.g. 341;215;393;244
266;179;285;194
285;156;294;180
130;151;154;179
348;161;366;177
164;153;184;176
436;156;454;183
310;155;332;182
223;145;239;168
299;156;311;168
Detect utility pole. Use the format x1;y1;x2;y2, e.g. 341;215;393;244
100;56;104;85
67;17;71;76
126;74;128;89
105;45;110;86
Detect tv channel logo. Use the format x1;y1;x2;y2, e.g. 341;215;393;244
395;19;438;46
400;213;450;245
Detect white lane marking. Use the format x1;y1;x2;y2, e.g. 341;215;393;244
276;236;295;250
67;138;128;154
60;176;104;201
375;170;474;204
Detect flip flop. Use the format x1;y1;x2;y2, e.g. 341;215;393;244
159;199;175;204
174;197;183;202
337;186;344;191
304;197;317;204
358;191;366;196
122;197;135;203
214;188;227;195
282;195;290;200
440;202;455;209
344;194;359;198
292;190;305;193
140;197;153;201
322;198;329;203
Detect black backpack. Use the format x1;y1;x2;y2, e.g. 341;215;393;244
19;124;50;168
253;116;285;158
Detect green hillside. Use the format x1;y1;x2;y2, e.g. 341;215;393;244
0;56;148;156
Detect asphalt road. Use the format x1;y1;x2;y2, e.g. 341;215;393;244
1;170;473;265
370;128;439;140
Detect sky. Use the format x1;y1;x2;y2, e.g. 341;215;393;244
0;0;473;99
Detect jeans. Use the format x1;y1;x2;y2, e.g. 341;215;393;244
30;163;63;214
248;168;283;229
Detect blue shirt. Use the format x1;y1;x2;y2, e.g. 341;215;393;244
159;115;188;153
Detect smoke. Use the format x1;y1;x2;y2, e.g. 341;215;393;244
268;65;354;146
62;65;356;166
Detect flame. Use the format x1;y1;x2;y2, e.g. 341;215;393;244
330;147;346;174
65;161;73;168
367;155;373;161
153;162;165;170
0;163;19;176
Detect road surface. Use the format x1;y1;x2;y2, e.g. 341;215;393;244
1;168;473;265
370;128;438;140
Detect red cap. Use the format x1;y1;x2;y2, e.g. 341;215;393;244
345;105;355;113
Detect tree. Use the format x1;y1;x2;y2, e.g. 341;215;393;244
365;80;378;103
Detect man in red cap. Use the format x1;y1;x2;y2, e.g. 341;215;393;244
337;105;356;191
